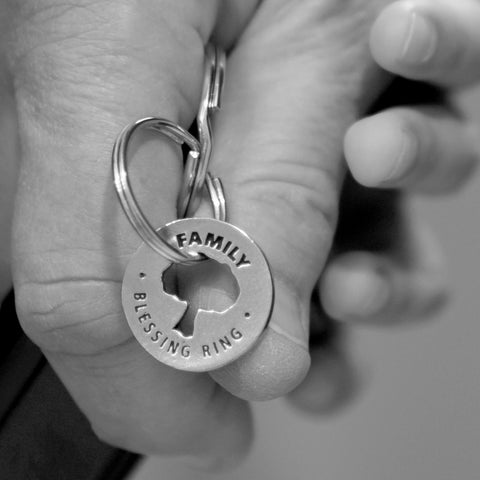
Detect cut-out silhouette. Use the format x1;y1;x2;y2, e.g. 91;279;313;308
162;258;240;337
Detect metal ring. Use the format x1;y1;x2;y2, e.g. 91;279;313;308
112;117;227;264
205;173;227;223
178;44;226;218
113;117;201;264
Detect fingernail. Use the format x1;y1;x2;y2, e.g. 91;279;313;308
383;129;418;183
401;11;438;64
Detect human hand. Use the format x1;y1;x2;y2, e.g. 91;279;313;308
290;0;480;412
2;0;397;467
322;0;480;323
12;0;475;468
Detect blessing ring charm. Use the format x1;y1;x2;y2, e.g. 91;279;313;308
122;218;273;371
114;43;274;371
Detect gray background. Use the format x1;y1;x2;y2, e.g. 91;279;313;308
129;88;480;480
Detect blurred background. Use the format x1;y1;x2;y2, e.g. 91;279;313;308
129;88;480;480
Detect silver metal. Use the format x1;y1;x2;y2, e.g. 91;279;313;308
113;117;226;264
122;218;273;372
112;45;226;264
205;173;227;223
178;44;226;218
115;45;272;371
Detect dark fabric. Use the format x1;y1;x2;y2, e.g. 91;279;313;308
0;292;139;480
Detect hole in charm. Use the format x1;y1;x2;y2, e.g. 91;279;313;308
162;258;240;337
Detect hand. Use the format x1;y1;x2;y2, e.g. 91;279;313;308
290;0;480;412
2;0;399;467
322;0;480;323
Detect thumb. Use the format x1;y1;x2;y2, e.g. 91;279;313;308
207;0;389;400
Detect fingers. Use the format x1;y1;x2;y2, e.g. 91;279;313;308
10;0;258;461
204;1;390;400
370;0;480;87
320;216;447;325
344;106;479;193
290;184;444;411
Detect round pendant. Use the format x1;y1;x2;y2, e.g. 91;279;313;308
122;218;273;372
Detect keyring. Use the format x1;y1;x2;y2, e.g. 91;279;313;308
112;117;225;264
178;44;226;218
113;44;273;372
112;46;226;264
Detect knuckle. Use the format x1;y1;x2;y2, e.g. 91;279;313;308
239;154;338;229
10;1;204;123
15;276;126;355
239;156;338;231
235;156;339;290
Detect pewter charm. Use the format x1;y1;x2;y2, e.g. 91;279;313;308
122;218;273;372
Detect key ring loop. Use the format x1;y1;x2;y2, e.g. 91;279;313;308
112;117;226;264
205;173;226;223
112;45;226;264
178;44;226;218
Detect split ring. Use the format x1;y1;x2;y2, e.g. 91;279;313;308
112;117;225;264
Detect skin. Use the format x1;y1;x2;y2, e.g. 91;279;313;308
2;1;392;468
322;0;480;327
0;0;479;470
306;0;480;414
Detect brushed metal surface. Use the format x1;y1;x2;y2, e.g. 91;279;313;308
122;218;273;372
